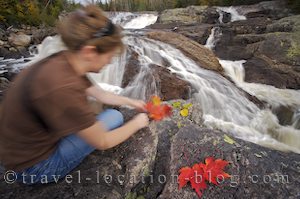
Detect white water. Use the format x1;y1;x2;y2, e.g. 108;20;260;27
111;12;158;29
217;6;247;23
219;60;300;108
204;27;222;50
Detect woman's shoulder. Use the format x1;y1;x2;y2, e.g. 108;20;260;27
30;52;88;99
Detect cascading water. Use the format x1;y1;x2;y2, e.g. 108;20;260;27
110;12;158;29
204;27;222;50
217;6;247;23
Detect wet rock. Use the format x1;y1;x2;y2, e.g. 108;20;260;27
237;0;291;20
273;105;296;126
147;31;224;74
122;49;192;101
31;26;56;44
149;64;191;101
122;49;140;88
243;56;300;89
217;9;231;23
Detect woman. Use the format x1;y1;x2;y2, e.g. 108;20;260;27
0;5;149;184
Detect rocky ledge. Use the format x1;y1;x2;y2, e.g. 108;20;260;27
0;25;56;59
0;101;299;199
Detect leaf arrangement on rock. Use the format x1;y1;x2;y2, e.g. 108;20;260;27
178;157;231;198
144;96;172;121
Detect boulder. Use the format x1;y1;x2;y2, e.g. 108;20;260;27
243;55;300;90
159;6;219;25
237;0;291;20
8;33;31;47
159;6;205;24
149;64;191;101
158;124;300;199
147;31;224;74
148;23;212;45
122;48;191;101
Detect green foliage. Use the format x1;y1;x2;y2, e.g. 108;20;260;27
0;0;81;26
1;0;298;26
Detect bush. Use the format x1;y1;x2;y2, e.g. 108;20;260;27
0;0;80;27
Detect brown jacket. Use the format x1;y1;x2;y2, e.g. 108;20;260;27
0;52;96;172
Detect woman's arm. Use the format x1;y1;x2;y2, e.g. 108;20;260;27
86;85;146;111
77;113;149;150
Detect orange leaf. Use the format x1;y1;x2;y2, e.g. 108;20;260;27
152;95;161;106
144;96;172;121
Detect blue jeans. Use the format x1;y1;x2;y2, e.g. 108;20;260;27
16;109;124;185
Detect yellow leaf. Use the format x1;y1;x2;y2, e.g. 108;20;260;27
172;101;181;109
213;139;219;146
152;96;161;106
177;121;182;128
180;108;189;117
224;135;235;145
183;103;192;109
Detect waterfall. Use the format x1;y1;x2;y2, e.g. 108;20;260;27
110;12;158;29
219;60;300;108
292;109;300;129
204;27;221;50
217;6;246;23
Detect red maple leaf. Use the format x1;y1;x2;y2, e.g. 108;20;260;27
178;157;231;198
144;96;172;121
199;157;231;185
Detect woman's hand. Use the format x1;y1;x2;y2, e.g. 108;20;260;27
132;113;149;129
128;99;147;112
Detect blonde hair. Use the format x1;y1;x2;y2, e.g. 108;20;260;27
57;5;124;53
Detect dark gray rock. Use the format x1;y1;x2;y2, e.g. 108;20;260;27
121;48;192;101
159;124;300;199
